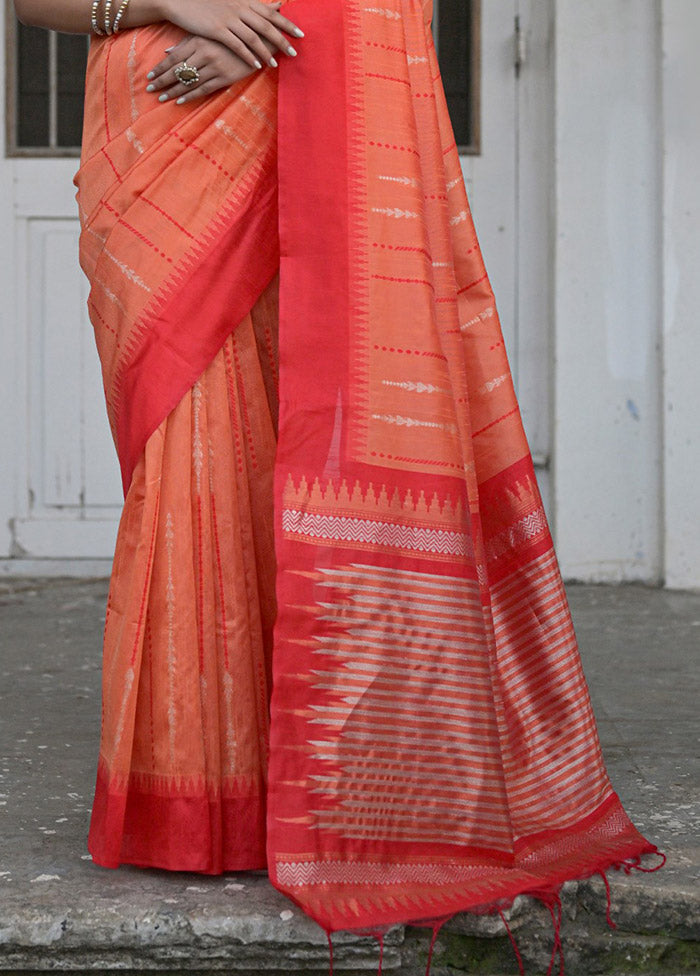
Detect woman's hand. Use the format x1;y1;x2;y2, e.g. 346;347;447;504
146;34;265;104
159;0;303;70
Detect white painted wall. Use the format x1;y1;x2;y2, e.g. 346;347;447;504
0;7;15;565
661;0;700;590
551;0;663;583
462;0;554;518
515;0;555;484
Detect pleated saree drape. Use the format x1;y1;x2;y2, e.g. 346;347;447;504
75;0;660;944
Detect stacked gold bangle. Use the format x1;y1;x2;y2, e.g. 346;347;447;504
90;0;132;35
112;0;132;32
90;0;105;35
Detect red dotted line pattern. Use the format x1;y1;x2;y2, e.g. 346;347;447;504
370;450;462;470
373;343;447;362
102;199;172;262
369;140;420;156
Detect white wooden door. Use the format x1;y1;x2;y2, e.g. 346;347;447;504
0;0;551;567
459;1;518;365
9;161;123;561
0;157;123;569
458;0;553;509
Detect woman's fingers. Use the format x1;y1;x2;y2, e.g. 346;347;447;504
213;30;265;70
155;67;216;103
227;18;278;67
240;8;299;60
147;41;198;83
250;0;304;40
163;2;304;63
174;78;224;105
146;36;258;104
217;7;301;68
143;0;308;105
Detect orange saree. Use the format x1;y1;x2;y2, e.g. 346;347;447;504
75;0;661;952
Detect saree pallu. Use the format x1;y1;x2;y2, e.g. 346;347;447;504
75;0;660;941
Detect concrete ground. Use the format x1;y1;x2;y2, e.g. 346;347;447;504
0;577;698;975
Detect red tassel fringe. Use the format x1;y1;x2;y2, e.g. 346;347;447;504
325;851;666;976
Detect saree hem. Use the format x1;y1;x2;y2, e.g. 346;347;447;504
89;759;268;875
268;792;660;934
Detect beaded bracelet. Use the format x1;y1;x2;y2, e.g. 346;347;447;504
112;0;132;33
103;0;113;35
90;0;105;35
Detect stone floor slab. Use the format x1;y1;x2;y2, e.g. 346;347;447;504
0;578;698;974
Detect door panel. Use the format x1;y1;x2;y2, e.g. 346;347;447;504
9;160;122;561
455;0;552;509
458;0;518;373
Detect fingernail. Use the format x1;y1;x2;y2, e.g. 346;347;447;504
269;57;278;68
159;93;169;102
176;96;186;104
146;71;155;80
254;59;263;69
287;46;297;56
293;27;304;37
146;83;156;92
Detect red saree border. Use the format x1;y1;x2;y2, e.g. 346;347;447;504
89;758;267;874
274;0;350;451
115;143;279;495
268;0;351;881
270;793;658;933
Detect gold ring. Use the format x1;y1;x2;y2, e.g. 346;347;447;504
174;62;200;86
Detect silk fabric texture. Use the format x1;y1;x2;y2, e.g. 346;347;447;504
75;0;659;938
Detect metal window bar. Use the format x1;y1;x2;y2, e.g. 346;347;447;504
47;28;57;149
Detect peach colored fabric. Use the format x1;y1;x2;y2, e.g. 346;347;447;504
75;19;280;494
89;279;279;871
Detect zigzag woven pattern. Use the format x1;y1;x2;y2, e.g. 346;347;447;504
485;506;548;562
282;509;470;556
276;859;510;887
